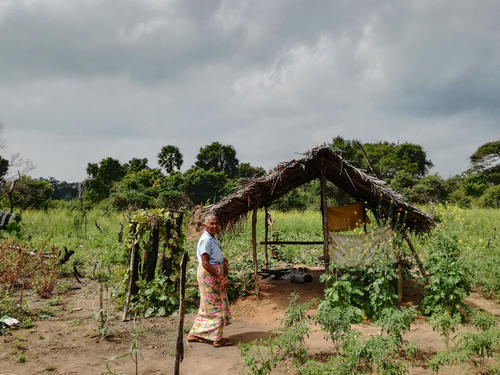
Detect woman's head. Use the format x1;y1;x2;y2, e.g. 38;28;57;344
203;214;219;235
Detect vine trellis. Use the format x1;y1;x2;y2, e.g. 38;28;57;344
122;208;185;321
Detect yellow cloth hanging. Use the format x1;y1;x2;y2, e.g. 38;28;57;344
327;202;367;232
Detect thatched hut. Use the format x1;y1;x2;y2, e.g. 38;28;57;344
200;146;434;297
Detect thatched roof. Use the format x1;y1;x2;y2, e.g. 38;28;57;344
203;147;434;233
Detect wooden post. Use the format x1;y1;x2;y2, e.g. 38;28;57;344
174;252;189;375
251;208;260;299
122;224;140;321
320;169;330;274
402;231;427;283
264;206;269;271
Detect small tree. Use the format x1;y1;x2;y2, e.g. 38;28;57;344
237;162;265;179
5;175;54;210
126;158;149;173
85;157;126;202
180;167;233;204
195;142;239;178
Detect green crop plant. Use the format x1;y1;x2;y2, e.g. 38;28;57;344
374;307;417;344
420;232;471;316
428;310;462;350
428;326;500;374
239;293;314;374
16;352;26;363
319;252;398;319
469;309;498;331
316;304;361;351
105;320;143;375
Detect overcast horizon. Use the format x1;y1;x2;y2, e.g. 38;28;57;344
1;0;499;182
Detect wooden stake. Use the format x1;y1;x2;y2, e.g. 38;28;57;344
356;141;379;179
264;206;269;271
251;208;260;299
402;231;427;283
174;252;189;375
320;170;330;274
122;224;139;321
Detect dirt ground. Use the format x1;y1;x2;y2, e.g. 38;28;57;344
0;269;499;375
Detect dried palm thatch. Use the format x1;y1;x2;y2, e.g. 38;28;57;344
202;147;434;233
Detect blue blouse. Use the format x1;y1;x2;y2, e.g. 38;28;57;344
197;230;224;265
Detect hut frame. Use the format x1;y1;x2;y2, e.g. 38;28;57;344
201;147;434;298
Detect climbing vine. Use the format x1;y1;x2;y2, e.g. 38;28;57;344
121;208;185;317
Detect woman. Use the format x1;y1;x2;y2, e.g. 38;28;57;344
187;214;233;347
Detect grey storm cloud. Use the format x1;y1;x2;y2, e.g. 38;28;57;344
0;0;499;181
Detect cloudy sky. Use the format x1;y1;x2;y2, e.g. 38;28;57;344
1;0;499;182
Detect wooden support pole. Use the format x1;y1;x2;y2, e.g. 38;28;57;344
251;208;260;299
260;241;324;245
174;252;189;375
320;170;330;274
356;141;379;179
264;206;269;271
122;224;139;321
402;231;428;283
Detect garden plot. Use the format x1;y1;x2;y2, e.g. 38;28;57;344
0;270;498;375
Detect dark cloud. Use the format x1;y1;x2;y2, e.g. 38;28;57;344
0;0;499;181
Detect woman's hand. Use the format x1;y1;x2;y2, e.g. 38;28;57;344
223;257;229;276
220;276;230;289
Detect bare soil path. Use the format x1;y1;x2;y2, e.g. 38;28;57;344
1;270;499;375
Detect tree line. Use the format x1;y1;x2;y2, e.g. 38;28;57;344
1;138;498;211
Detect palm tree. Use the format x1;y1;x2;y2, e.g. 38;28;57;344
158;145;183;174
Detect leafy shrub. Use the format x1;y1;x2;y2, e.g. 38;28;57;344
320;253;398;318
478;185;500;208
225;257;255;301
420;232;471;316
130;275;179;317
339;331;408;375
374;307;417;343
469;310;498;331
316;304;361;350
428;326;500;373
428;310;461;349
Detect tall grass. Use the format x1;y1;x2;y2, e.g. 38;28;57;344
10;204;500;298
11;205;127;272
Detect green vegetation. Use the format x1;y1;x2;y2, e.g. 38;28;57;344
420;232;471;316
0;138;498;372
